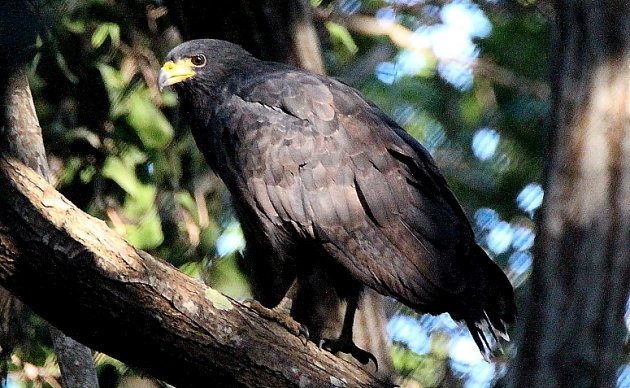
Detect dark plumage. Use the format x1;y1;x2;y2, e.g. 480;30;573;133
159;39;516;362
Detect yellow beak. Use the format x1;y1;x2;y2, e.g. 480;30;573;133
158;59;195;90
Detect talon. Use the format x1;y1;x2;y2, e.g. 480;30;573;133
245;300;308;343
356;349;378;370
298;324;310;346
320;338;378;369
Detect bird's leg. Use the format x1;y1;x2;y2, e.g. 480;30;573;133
245;280;309;343
273;278;299;315
320;292;378;369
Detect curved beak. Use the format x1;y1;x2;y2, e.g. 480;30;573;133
158;59;195;91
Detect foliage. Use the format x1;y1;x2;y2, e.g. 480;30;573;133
9;0;550;386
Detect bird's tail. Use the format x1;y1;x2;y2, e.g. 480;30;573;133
465;245;517;360
465;312;510;361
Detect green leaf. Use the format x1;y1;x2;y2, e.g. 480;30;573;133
91;23;120;48
175;191;198;223
102;156;142;198
124;208;164;249
97;64;126;114
126;91;174;150
102;154;163;249
62;16;85;34
326;21;358;55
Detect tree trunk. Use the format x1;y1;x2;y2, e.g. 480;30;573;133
509;2;630;387
0;157;391;388
1;60;99;388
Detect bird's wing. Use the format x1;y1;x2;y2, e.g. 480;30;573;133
228;70;478;309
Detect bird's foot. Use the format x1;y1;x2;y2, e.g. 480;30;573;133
245;300;309;344
319;337;378;369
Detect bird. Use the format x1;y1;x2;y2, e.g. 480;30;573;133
158;39;516;364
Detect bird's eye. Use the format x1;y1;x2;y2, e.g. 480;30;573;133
190;54;206;67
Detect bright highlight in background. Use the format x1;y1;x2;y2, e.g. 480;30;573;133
474;207;499;230
472;128;500;161
517;183;544;214
215;223;245;257
441;0;492;39
338;0;361;14
449;336;484;365
375;61;398;84
511;225;535;251
617;363;630;388
508;251;533;286
486;221;514;254
374;0;492;90
387;314;430;354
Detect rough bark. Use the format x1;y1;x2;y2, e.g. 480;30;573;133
49;326;99;388
1;70;50;180
509;2;630;387
1;64;100;387
0;2;43;373
0;286;22;378
0;156;391;388
163;0;394;380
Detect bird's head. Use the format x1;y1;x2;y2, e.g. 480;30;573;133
158;39;254;92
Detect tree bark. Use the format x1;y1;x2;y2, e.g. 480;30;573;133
49;326;99;388
0;156;391;388
509;2;630;387
0;3;44;373
1;63;100;387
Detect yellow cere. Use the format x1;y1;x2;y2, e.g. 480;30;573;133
158;59;196;89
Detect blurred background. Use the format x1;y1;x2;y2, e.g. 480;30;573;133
3;0;553;386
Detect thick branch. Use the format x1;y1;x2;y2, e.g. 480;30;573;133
0;157;389;388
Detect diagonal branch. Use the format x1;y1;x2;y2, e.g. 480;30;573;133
0;156;390;388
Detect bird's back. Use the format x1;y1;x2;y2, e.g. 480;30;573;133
177;52;515;357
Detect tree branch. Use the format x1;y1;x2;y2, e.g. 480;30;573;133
0;157;390;388
1;60;99;388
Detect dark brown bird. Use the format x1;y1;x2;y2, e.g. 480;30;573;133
158;39;516;364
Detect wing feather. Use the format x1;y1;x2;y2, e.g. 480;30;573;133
226;70;480;308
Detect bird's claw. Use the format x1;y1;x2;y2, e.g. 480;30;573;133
245;300;309;344
297;323;310;346
320;337;379;370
